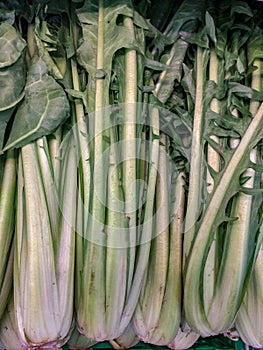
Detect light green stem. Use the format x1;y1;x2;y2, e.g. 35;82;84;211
184;101;263;336
123;15;138;295
183;46;206;264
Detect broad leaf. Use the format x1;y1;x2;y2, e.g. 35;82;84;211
0;22;26;68
164;0;205;39
0;56;26;112
3;58;69;151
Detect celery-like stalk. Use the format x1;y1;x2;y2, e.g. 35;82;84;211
0;150;16;319
184;101;263;336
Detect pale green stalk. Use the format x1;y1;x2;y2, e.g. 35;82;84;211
15;144;60;346
0;150;16;319
203;49;221;313
104;15;138;337
49;127;62;192
123;15;138;294
70;55;91;323
138;129;147;228
183;46;207;263
121;104;160;333
207;55;262;333
133;133;169;342
152;170;185;345
15;134;76;347
36;137;59;234
235;245;263;348
233;59;263;348
105;127;128;338
0;293;27;350
13;20;76;346
77;0;107;339
184;101;263;336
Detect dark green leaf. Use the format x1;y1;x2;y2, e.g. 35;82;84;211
144;58;168;71
0;55;26;111
230;1;253;17
0;22;26;68
3;58;69;150
164;0;205;40
180;30;209;49
0;9;15;24
229;82;263;101
247;27;263;66
155;38;188;103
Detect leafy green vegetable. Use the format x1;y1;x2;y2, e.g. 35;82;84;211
0;22;26;68
3;57;70;150
0;56;26;112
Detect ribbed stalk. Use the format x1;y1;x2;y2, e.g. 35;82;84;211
105;127;128;338
14;133;76;347
203;49;220;313
134;133;169;343
207;53;261;332
0;150;16;319
184;101;263;336
233;58;263;348
122;15;138;295
77;0;107;339
235;246;263;348
183;45;207;263
15;143;60;346
121;104;160;333
0;293;27;350
70;53;91;332
152;169;185;345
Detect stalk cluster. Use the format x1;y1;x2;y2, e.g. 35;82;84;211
0;0;262;349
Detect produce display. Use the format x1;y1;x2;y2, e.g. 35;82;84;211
0;0;262;349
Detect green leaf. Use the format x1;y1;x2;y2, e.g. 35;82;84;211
229;82;263;101
0;56;26;111
164;0;205;40
0;22;26;68
3;58;69;151
205;11;216;44
180;30;209;49
247;27;263;66
181;63;195;101
144;58;169;71
155;38;188;103
0;9;15;24
230;1;253;17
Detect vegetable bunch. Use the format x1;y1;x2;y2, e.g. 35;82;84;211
0;0;262;349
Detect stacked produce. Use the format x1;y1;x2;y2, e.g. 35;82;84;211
0;0;262;349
